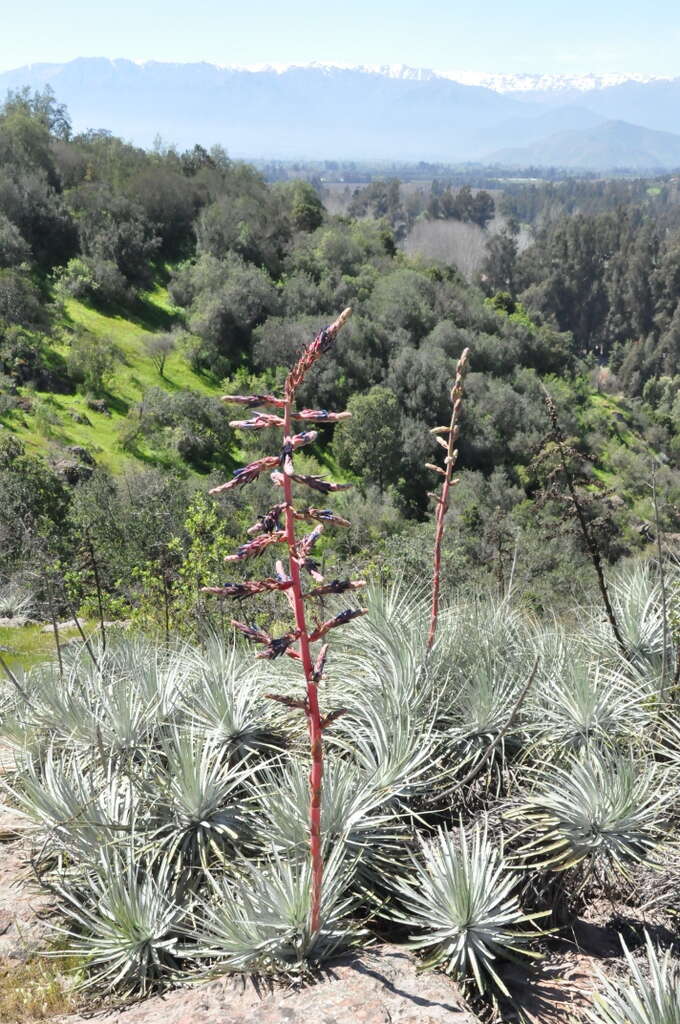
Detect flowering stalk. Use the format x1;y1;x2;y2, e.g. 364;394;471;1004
426;347;470;650
204;308;367;936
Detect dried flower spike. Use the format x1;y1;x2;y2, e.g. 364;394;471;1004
427;347;471;650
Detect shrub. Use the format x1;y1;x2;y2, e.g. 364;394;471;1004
0;326;55;386
121;388;233;470
55;255;130;306
66;332;119;394
0;268;48;329
0;212;31;268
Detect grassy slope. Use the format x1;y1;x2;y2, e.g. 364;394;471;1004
2;283;222;473
581;391;659;522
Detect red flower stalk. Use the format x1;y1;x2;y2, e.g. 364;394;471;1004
230;620;271;644
229;413;286;429
247;504;287;536
207;308;365;936
297;507;351;527
255;629;301;660
295;524;324;562
229;410;351;429
285;307;352;397
294;409;353;422
426;348;471;651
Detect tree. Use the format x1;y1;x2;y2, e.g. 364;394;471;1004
173;254;280;375
144;333;176;377
66;186;159;289
284;180;324;233
127;168;199;258
481;230;518;295
0;435;72;575
2;86;71;140
334;385;402;494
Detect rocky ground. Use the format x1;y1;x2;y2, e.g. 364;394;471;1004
0;795;660;1024
58;948;476;1024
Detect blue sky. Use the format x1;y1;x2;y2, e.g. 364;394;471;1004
3;0;680;76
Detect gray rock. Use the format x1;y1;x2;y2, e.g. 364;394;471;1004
67;445;96;466
59;946;477;1023
86;398;110;415
52;458;94;484
0;616;39;628
40;620;79;633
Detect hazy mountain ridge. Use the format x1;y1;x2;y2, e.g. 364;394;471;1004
487;119;680;170
2;58;680;166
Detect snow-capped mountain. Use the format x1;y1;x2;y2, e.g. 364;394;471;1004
439;71;673;94
175;62;678;94
2;58;680;168
183;62;675;94
232;61;440;81
56;59;669;94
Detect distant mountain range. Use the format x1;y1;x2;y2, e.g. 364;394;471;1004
3;58;680;169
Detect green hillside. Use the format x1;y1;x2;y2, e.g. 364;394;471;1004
2;282;223;473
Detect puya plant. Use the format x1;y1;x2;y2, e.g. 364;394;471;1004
203;308;367;936
391;819;545;996
587;932;680;1024
426;347;470;650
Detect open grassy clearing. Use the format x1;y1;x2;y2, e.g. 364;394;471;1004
0;621;102;673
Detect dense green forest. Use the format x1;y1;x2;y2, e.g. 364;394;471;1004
0;86;678;639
